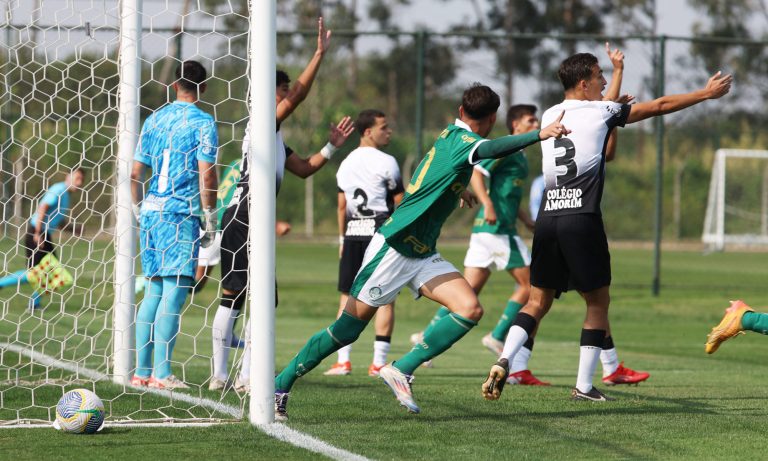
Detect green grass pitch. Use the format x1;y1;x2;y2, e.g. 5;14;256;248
2;239;768;460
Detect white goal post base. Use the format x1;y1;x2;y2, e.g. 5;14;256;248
702;149;768;251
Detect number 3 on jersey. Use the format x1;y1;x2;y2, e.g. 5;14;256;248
553;137;576;186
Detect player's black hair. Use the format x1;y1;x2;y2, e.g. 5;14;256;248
69;165;87;176
461;83;500;120
276;69;290;87
175;60;207;93
506;104;538;132
355;109;386;135
558;53;599;91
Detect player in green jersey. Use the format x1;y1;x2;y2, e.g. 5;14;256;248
272;83;569;420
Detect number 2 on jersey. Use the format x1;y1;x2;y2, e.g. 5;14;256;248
553;137;576;186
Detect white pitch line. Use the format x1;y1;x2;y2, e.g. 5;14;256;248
0;342;372;461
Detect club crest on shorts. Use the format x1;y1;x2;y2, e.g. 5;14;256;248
369;286;382;300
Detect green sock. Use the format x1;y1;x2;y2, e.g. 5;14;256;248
741;311;768;335
422;306;451;337
491;300;523;341
275;312;368;391
394;312;477;375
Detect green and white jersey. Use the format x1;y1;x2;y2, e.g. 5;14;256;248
471;151;529;236
217;160;241;226
379;119;486;258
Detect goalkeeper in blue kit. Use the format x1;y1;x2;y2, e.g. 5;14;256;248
130;61;219;389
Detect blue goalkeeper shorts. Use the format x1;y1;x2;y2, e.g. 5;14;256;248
140;211;200;278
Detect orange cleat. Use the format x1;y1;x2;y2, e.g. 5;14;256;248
705;300;754;354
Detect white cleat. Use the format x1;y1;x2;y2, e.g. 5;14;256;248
379;364;420;414
148;375;189;390
481;333;504;356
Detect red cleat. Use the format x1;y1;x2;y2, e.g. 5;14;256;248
602;362;650;386
507;370;550;386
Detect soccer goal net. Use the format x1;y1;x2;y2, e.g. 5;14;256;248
702;149;768;251
0;0;272;427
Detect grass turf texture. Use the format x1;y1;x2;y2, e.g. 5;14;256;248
2;239;768;460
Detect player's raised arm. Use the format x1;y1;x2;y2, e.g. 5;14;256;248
603;42;625;102
276;17;331;123
627;71;732;124
285;115;355;178
475;111;569;160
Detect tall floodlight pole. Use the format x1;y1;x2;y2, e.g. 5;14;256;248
113;0;142;384
248;0;276;425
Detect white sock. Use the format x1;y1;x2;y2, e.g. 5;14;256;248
600;347;619;377
337;344;352;363
510;346;532;373
238;318;251;382
372;340;390;366
576;346;602;393
211;305;238;381
500;325;528;362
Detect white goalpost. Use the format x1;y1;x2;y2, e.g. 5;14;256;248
0;0;275;427
702;149;768;251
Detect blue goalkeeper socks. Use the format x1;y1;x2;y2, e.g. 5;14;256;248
135;278;164;378
153;276;192;379
0;269;29;289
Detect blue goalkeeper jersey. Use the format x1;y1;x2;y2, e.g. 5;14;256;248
134;101;218;215
29;181;70;232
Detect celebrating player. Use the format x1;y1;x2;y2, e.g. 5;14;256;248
0;167;86;309
209;17;355;392
482;49;732;402
130;60;219;389
272;83;569;421
324;109;404;377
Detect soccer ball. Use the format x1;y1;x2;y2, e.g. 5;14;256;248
54;388;105;434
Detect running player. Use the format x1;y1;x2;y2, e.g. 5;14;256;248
130;60;219;389
324;109;404;377
273;83;569;421
209;17;355;392
0;167;86;309
482;51;732;402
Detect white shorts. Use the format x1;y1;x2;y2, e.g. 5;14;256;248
463;232;531;271
198;230;222;267
349;233;460;307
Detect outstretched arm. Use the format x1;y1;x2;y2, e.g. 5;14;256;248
627;71;732;124
276;17;331;124
285;116;354;178
475;111;570;161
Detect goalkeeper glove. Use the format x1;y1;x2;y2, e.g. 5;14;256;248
132;203;141;223
201;207;217;248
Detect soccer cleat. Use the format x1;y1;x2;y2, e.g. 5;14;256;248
130;375;149;387
481;333;504;356
148;375;189;390
571;386;615;401
602;362;650;386
208;377;227;391
481;358;509;400
507;369;550;386
409;331;424;346
379;364;420;414
274;391;289;422
368;363;384;377
323;361;352;376
705;300;754;354
234;376;249;393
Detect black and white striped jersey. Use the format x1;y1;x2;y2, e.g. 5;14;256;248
538;100;630;217
336;146;404;240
